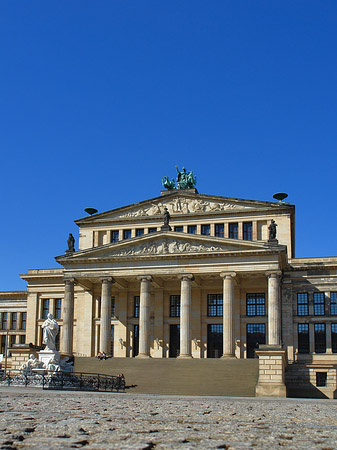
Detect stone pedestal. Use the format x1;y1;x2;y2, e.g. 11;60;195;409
255;345;287;397
38;349;60;367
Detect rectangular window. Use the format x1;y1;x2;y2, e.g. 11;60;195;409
21;312;27;330
170;295;181;317
201;224;210;235
11;313;17;330
215;224;224;238
314;292;325;316
187;225;197;234
20;335;26;344
243;222;252;241
148;228;157;233
174;226;183;232
42;299;50;319
0;335;5;354
297;293;309;316
55;299;62;319
298;323;309;353
136;228;144;237
316;372;327;387
207;294;223;317
330;292;337;315
314;323;326;353
229;223;238;239
10;335;16;346
246;293;266;316
123;229;132;240
111;230;119;243
134;296;140;318
1;312;7;330
111;296;115;316
332;323;337;353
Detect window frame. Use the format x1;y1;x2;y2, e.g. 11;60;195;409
246;293;266;316
229;222;238;239
314;292;325;316
214;224;224;238
243;222;253;241
207;294;223;317
297;293;309;316
170;295;181;317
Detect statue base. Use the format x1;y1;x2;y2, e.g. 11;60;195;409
161;225;172;231
267;239;279;246
38;349;60;367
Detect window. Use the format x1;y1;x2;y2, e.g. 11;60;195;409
314;323;326;353
21;312;27;330
10;335;16;346
20;335;26;344
207;294;223;317
42;299;49;319
314;292;325;316
332;323;337;353
11;313;17;330
1;312;7;330
246;293;265;316
297;293;309;316
55;299;62;319
123;229;132;240
136;228;144;237
148;228;157;233
134;296;140;318
298;323;309;353
215;224;224;237
188;225;197;234
229;223;238;239
201;224;210;235
111;230;119;243
316;372;327;387
0;335;5;353
111;296;115;317
243;222;252;241
330;292;337;315
174;226;183;232
170;295;180;317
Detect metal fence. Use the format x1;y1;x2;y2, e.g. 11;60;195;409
0;370;125;392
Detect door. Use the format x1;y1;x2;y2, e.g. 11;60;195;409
132;324;139;357
110;325;114;357
169;324;180;357
207;324;223;358
247;323;266;358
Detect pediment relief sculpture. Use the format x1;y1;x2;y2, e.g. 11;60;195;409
110;239;231;257
118;197;250;219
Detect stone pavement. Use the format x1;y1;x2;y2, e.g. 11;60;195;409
0;388;337;449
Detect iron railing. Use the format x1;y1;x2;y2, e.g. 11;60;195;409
0;370;125;392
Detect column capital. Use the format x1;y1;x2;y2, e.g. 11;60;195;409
178;274;194;282
137;275;153;283
64;277;77;286
265;270;282;279
101;277;115;284
220;271;236;279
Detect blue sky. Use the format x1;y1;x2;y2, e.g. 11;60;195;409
1;1;336;291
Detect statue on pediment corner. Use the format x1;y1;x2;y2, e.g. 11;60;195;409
67;233;75;253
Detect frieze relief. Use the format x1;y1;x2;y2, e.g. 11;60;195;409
111;239;227;257
118;198;250;218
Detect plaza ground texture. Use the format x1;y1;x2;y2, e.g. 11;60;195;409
0;388;337;449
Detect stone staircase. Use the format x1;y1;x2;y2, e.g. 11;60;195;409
74;357;259;396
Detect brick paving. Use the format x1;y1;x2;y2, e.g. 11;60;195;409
0;387;337;449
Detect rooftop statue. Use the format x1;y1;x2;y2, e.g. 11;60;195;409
162;166;197;190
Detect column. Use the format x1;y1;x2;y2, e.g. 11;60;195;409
266;271;282;346
178;274;194;358
100;277;114;354
221;272;236;358
137;275;152;358
62;278;75;355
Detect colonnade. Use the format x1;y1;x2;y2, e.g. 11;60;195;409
61;270;282;357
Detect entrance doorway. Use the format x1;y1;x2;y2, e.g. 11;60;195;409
169;324;180;357
247;323;266;358
207;324;223;358
132;324;139;357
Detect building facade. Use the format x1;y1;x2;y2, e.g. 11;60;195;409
1;185;337;395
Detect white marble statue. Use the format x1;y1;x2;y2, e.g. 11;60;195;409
20;354;44;373
42;313;59;351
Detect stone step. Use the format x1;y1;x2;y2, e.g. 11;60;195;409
74;357;259;396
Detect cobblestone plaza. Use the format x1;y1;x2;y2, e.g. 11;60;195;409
0;388;337;449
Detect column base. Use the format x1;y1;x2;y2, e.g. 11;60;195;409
221;354;236;359
255;383;287;397
136;353;151;359
178;354;193;359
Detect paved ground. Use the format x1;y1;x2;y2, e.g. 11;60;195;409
0;388;337;449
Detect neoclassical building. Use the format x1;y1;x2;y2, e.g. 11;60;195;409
1;179;337;396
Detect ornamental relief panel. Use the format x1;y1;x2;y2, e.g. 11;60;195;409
118;198;250;218
111;239;227;257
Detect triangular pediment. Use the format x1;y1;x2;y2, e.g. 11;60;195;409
75;192;291;225
56;231;277;264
